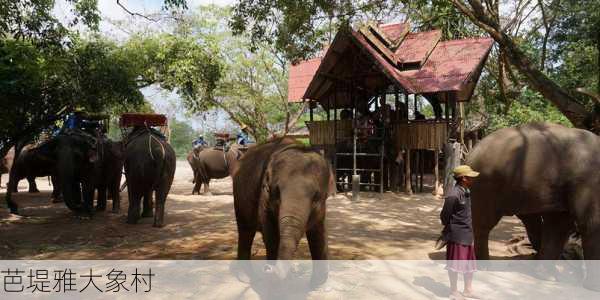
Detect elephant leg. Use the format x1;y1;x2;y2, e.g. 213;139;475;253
531;212;574;281
50;176;62;203
153;188;167;228
537;211;574;260
110;182;120;214
142;190;153;218
237;226;257;260
203;180;211;195
81;182;95;217
96;186;107;211
262;215;279;260
28;177;39;193
307;220;329;286
127;189;142;224
473;213;502;260
307;220;328;260
582;227;600;291
193;175;201;195
9;181;18;193
517;214;543;252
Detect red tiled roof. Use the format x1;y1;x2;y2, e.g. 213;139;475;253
287;22;494;103
395;30;441;65
288;57;322;102
397;38;494;93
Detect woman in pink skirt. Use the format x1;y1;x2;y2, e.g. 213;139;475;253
440;165;480;299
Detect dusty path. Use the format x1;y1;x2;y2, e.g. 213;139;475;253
0;161;533;260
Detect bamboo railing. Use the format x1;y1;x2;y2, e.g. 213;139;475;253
391;121;448;150
306;120;353;145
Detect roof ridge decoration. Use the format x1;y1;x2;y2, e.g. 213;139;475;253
358;23;398;66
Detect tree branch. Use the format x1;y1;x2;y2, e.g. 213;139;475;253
450;0;595;131
116;0;159;22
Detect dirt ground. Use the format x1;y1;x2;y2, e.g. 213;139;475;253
0;161;534;260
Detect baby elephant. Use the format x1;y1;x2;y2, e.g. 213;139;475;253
233;138;334;285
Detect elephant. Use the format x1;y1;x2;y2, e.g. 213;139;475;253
5;130;98;215
6;144;61;202
124;127;176;227
186;146;206;194
233;137;334;284
189;144;245;195
467;122;600;290
92;139;125;213
0;147;15;188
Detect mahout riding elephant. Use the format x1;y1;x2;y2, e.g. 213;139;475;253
189;144;244;195
92;139;124;213
233;137;334;285
5;130;99;215
467;123;600;291
124;127;176;227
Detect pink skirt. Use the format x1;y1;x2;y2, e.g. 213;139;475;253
446;242;477;273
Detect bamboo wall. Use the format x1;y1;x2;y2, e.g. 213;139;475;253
306;120;353;145
392;122;448;150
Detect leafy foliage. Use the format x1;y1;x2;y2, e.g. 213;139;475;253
165;5;306;142
0;37;147;156
168;118;196;157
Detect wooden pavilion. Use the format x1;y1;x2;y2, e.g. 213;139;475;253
288;22;493;194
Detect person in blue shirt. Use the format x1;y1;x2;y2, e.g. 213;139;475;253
236;124;253;146
192;136;208;149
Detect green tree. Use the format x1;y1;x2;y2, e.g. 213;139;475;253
168;118;196;157
164;5;307;142
0;37;147;157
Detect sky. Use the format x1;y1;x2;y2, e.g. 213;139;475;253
52;0;237;133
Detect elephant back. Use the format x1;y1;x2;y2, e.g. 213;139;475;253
467;122;599;215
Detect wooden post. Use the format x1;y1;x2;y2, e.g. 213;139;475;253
459;102;465;146
394;88;400;121
419;150;425;193
405;93;409;119
405;148;412;194
309;101;314;121
327;97;331;121
415;149;420;193
414;94;418;113
434;149;440;196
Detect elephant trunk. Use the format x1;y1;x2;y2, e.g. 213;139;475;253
277;187;312;260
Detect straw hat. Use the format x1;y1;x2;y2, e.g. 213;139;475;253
453;165;480;178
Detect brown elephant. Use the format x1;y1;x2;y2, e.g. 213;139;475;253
93;139;124;213
124;127;176;227
467;123;600;291
7;144;61;200
189;144;244;195
233;137;334;284
0;147;15;188
186;145;207;194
